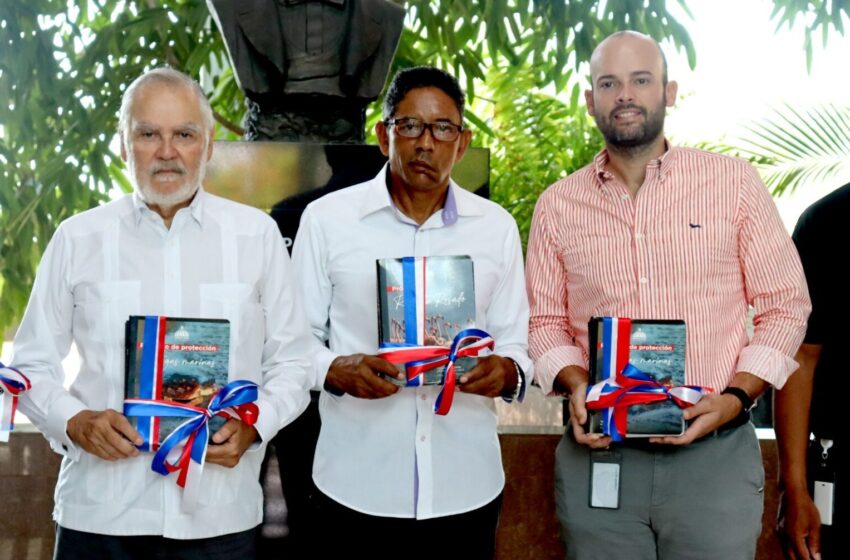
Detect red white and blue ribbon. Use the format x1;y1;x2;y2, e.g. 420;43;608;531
1;363;31;442
584;317;712;441
135;315;167;451
123;380;259;510
379;328;494;415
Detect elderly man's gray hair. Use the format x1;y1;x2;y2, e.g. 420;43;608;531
118;67;214;141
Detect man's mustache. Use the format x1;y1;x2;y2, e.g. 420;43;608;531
610;104;646;119
150;163;186;176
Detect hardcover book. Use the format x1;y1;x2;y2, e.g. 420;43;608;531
125;315;230;451
377;256;477;385
588;317;687;437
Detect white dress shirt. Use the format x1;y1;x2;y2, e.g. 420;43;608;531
292;164;531;519
12;189;312;538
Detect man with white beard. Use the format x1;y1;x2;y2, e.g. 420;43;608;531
9;68;312;559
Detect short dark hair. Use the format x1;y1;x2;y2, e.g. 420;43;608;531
382;66;465;120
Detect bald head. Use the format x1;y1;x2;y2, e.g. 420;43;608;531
584;31;677;155
589;31;668;87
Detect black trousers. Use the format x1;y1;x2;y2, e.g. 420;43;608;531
54;526;257;560
314;489;503;560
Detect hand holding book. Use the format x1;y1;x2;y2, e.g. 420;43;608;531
325;354;402;399
457;355;518;398
206;417;260;468
66;409;143;461
555;365;612;450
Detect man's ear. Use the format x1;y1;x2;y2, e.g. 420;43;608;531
120;133;128;162
584;89;595;116
376;120;390;157
665;80;678;107
454;128;472;162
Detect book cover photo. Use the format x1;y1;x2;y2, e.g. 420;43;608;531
588;318;687;437
125;315;230;450
377;255;477;385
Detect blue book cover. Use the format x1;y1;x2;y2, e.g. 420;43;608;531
588;318;687;437
125;316;230;450
376;256;477;385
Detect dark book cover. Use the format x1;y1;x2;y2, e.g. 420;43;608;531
125;316;230;451
377;256;477;385
588;317;687;437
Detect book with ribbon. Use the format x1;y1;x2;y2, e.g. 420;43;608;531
586;316;709;439
377;256;495;415
377;255;478;385
1;363;31;442
124;315;230;451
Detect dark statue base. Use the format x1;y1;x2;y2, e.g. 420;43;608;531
244;95;367;144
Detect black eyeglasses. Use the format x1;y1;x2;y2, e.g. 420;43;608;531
384;117;464;142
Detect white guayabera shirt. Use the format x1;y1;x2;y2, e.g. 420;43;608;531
293;164;532;519
12;188;312;539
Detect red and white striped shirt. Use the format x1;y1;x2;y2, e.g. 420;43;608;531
527;146;811;394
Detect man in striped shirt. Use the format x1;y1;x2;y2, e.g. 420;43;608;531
527;31;810;560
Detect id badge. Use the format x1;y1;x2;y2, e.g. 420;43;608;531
589;449;622;509
809;438;837;526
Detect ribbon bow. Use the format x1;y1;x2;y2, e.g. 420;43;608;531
123;380;259;509
584;316;712;441
585;363;711;441
1;363;31;442
379;328;495;415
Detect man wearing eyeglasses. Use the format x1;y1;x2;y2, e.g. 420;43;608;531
292;66;531;559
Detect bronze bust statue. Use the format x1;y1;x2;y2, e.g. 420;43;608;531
208;0;405;142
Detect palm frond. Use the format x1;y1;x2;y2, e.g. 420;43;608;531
738;104;850;196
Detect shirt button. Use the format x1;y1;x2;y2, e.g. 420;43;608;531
635;233;643;240
420;394;427;401
639;277;648;284
420;435;427;442
621;194;629;200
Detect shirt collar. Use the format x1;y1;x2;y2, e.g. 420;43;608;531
592;139;678;188
131;186;206;228
358;163;484;225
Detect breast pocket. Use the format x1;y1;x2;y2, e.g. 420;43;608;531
75;281;141;344
199;283;263;376
73;281;141;411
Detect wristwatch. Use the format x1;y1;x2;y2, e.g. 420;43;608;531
502;358;526;403
720;386;755;414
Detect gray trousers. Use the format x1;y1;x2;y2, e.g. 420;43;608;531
555;424;764;560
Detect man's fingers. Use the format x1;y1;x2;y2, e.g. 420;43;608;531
571;417;610;448
211;419;240;444
791;535;808;560
206;439;239;467
91;439;122;461
101;426;140;458
681;397;712;421
808;523;821;560
458;376;498;396
109;411;144;447
364;356;405;380
360;369;401;398
458;361;487;385
570;386;588;426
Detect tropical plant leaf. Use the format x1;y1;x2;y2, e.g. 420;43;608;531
737;104;850;196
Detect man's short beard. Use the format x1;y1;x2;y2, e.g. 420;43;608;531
595;96;667;156
130;156;206;208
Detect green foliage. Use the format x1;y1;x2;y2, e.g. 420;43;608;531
1;0;845;335
0;0;243;333
476;66;603;246
735;104;850;196
770;0;850;70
